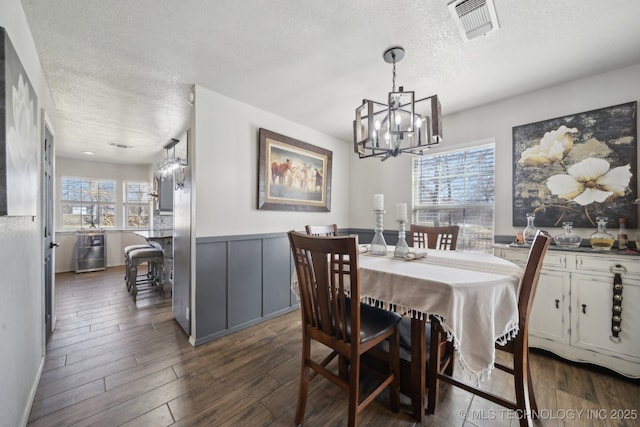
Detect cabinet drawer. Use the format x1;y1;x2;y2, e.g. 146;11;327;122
576;256;640;275
500;249;566;269
500;250;528;267
542;252;566;268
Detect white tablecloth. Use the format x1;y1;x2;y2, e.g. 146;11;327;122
357;249;523;380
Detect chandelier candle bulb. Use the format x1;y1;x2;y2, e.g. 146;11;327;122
396;203;407;222
373;194;384;211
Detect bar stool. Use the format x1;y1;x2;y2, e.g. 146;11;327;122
124;244;152;290
127;246;164;301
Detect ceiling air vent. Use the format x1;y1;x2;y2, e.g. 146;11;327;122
448;0;499;41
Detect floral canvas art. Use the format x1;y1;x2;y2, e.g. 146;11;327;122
0;27;39;216
513;102;637;229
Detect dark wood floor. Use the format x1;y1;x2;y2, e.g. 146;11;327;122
28;266;639;426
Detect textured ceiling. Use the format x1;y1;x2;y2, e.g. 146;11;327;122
20;0;640;164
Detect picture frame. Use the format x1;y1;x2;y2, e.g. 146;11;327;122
1;26;39;216
512;101;637;228
258;128;332;211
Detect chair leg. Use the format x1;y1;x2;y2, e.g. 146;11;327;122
338;354;348;381
294;337;311;427
513;340;534;427
526;354;538;413
348;351;360;427
444;340;455;376
410;318;427;421
389;327;400;413
427;321;444;415
127;264;136;292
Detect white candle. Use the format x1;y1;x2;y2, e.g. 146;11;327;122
373;194;384;211
396;203;407;221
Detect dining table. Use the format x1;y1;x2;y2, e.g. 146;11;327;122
357;247;524;421
292;244;524;422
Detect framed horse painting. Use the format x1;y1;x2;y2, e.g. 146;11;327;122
258;128;332;211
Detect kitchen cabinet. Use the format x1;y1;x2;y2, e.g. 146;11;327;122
495;245;639;378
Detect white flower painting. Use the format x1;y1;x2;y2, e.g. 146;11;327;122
513;103;637;228
547;158;631;206
1;28;39;216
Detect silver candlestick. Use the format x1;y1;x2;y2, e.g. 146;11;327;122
394;220;410;258
370;209;388;256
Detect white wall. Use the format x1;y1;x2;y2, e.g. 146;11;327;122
193;86;351;237
349;62;640;241
0;1;56;426
54;157;152;272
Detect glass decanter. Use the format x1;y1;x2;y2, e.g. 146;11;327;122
590;217;615;251
554;222;581;248
522;213;538;245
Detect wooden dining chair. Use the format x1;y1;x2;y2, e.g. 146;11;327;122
427;230;552;427
288;231;401;427
305;224;339;236
409;224;459;250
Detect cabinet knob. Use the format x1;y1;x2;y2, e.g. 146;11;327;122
582;304;587;314
555;299;560;309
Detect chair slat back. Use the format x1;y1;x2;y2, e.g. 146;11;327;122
305;224;339;236
289;231;359;343
518;230;551;327
409;225;460;250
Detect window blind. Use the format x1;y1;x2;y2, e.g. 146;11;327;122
412;143;495;253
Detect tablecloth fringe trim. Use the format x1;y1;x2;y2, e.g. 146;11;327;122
432;316;520;385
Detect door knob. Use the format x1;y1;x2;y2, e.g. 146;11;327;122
50;242;59;249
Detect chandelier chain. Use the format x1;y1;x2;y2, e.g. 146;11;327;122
392;55;397;92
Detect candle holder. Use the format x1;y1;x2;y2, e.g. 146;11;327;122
394;220;410;258
370;209;388;256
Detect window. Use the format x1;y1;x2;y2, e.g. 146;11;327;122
412;143;495;253
124;181;151;229
61;177;116;229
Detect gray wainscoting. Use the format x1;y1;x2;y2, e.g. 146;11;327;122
193;228;397;346
194;232;296;346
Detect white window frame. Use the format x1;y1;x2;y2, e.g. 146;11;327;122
123;181;152;230
412;142;495;253
60;176;116;230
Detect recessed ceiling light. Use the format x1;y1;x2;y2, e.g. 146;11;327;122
82;151;95;155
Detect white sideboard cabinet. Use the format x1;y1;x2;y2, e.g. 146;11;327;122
495;245;640;378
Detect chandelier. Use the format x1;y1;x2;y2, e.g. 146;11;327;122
353;47;442;160
157;139;183;177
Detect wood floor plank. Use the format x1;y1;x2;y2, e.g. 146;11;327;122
34;355;137;401
27;266;640;427
71;368;214;427
28;367;177;427
42;355;67;372
169;373;281;424
40;349;135;385
119;404;174;427
28;378;105;422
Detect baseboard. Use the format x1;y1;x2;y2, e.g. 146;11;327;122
21;355;45;427
193;306;298;347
